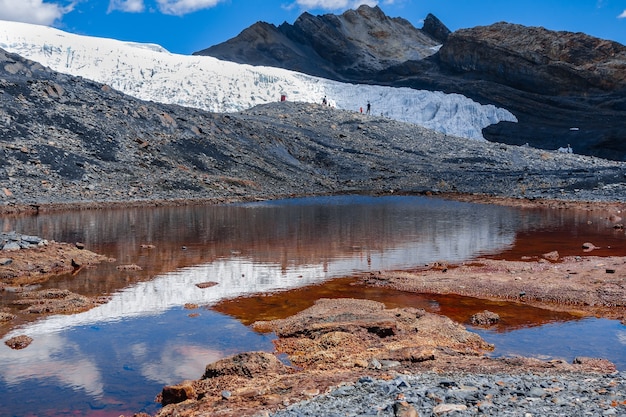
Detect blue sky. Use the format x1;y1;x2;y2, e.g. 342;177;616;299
0;0;625;55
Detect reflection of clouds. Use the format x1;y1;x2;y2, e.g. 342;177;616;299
0;333;104;397
3;214;515;341
618;331;626;345
2;260;326;340
139;343;223;384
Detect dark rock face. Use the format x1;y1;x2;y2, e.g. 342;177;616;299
422;13;451;43
195;6;626;161
194;5;441;81
438;23;626;95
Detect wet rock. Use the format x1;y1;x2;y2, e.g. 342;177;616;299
470;310;500;326
16;289;105;314
582;242;599;252
116;264;142;271
5;334;33;350
253;298;399;338
542;251;560;261
161;382;197;406
608;214;622;223
0;312;16;322
394;400;419;417
202;351;288;379
196;281;219;289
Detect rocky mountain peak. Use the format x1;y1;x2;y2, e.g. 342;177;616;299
195;5;439;80
438;22;626;93
422;13;451;43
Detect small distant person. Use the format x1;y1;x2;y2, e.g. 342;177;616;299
366;101;371;115
360;107;363;113
322;96;327;105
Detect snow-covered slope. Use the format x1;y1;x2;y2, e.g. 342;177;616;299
0;20;517;140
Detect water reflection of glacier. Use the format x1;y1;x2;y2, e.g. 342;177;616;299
4;217;515;339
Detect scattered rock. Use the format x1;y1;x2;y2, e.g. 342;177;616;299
0;312;16;322
542;251;560;261
0;239;110;286
470;310;500;326
608;214;622;223
1;232;48;251
161;383;197;406
394;400;419;417
582;242;599;252
388;347;436;363
5;335;33;350
196;281;219;289
15;289;107;315
433;403;468;414
572;357;617;373
116;264;142;271
202;351;288;380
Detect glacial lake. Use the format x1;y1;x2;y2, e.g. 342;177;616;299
0;195;625;417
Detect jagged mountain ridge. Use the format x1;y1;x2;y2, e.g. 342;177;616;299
195;6;443;80
196;5;626;161
0;19;516;142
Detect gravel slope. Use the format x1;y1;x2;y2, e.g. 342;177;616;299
269;371;626;417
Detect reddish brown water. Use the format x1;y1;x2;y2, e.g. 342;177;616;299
212;276;576;331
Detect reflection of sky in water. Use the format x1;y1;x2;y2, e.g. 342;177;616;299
0;308;276;416
472;318;626;370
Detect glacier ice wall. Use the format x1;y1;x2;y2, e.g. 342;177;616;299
0;20;517;140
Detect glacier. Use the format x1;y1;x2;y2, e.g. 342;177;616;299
0;20;517;140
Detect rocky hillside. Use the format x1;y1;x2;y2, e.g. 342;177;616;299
196;5;626;161
2;46;626;212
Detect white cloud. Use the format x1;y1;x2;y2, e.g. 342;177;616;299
618;10;626;19
0;0;74;25
294;0;378;11
155;0;223;16
108;0;145;13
